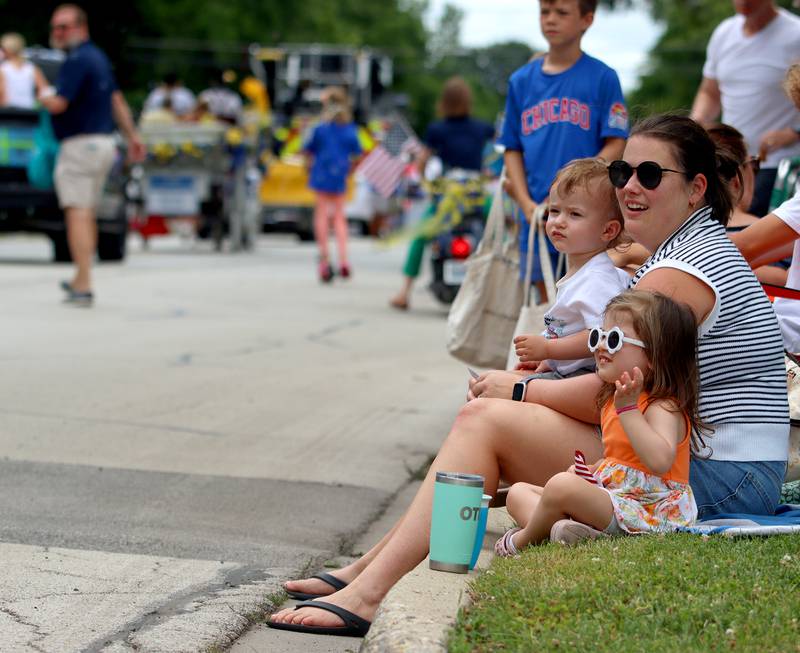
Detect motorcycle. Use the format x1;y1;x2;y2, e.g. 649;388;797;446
425;173;488;304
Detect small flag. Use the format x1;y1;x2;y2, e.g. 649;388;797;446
574;450;599;485
358;146;406;198
357;117;420;198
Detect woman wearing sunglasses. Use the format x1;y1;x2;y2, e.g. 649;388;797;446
268;114;788;635
706;124;761;232
470;113;787;512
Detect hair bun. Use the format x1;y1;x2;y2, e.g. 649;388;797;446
715;148;740;183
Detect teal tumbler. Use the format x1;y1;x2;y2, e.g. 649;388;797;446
429;472;485;573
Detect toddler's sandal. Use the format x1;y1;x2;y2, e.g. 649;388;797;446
494;527;521;557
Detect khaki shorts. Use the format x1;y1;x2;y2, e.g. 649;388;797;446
54;134;116;210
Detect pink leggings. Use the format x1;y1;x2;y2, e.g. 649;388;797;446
313;192;348;265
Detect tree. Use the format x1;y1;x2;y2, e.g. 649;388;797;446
426;40;534;127
466;41;535;118
0;0;528;131
427;4;464;65
599;0;800;116
625;0;732;117
412;2;533;130
30;0;426;119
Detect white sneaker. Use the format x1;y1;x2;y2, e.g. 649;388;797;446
550;519;609;545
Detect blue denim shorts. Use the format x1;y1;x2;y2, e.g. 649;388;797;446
689;458;787;520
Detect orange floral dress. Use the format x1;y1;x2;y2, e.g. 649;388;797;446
595;394;697;533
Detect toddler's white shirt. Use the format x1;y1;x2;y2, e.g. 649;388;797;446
543;251;629;375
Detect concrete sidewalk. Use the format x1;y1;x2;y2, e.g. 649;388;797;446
231;482;513;652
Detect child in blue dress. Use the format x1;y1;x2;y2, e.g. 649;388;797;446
304;87;362;282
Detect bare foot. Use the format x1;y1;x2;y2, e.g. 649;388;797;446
269;587;377;628
389;294;409;310
283;570;350;597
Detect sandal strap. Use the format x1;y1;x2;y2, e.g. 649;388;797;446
494;527;521;557
294;600;371;636
312;572;347;592
503;528;520;555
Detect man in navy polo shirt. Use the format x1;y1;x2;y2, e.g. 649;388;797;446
38;3;145;306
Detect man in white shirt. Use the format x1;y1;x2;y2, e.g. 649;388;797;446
691;0;800;216
198;70;242;125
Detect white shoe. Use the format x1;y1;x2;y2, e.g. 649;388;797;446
550;519;608;545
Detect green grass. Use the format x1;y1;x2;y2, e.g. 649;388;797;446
449;534;800;653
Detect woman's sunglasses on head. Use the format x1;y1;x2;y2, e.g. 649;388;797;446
588;326;646;355
746;156;760;176
608;160;686;190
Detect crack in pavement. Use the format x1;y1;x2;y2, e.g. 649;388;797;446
84;564;282;653
0;408;229;438
24;591;161;601
16;564;115;583
171;339;287;365
306;319;364;347
0;606;48;653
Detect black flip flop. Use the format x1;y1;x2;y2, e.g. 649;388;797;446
267;600;371;637
285;572;348;601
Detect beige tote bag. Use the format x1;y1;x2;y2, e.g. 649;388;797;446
446;176;523;369
506;204;559;370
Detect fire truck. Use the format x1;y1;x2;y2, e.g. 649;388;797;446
249;44;398;239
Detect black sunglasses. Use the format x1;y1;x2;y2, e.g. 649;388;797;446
746;156;761;176
608;160;686;190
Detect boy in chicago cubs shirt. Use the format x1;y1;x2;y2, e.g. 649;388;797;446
499;0;628;302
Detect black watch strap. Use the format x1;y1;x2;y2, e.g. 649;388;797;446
512;374;540;401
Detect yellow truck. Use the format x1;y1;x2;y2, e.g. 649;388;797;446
250;44;392;240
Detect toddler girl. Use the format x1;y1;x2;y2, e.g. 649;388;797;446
496;290;704;553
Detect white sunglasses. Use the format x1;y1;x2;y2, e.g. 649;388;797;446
588;326;646;354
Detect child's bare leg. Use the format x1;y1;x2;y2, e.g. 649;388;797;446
512;472;613;549
331;193;349;268
505;482;544;527
313;194;332;262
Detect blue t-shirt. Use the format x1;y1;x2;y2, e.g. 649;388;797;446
53;41;117;141
498;53;628;256
304;121;362;194
424;116;495;171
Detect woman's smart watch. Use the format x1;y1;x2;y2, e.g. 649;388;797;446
512;375;539;402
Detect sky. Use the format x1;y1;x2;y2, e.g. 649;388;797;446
426;0;664;92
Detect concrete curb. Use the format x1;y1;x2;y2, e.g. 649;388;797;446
361;507;515;652
228;482;516;653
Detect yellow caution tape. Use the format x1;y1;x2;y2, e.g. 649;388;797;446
379;178;487;247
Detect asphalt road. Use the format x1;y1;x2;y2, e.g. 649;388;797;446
0;232;466;652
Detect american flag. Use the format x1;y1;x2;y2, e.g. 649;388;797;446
573;450;599;485
357;117;421;198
